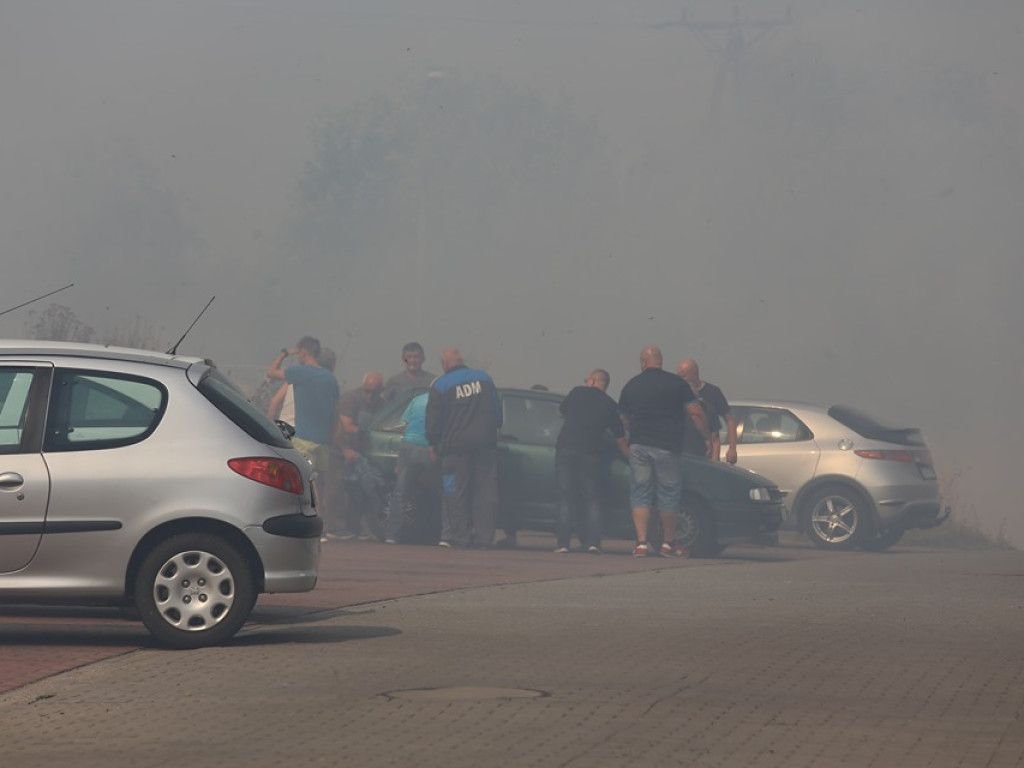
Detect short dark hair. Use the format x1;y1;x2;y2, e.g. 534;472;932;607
317;347;337;372
402;342;424;357
591;369;610;388
297;336;321;358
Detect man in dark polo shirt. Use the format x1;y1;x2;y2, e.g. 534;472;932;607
618;346;711;557
554;369;630;554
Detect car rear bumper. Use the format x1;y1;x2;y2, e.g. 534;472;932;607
881;499;948;531
245;523;321;593
873;491;946;531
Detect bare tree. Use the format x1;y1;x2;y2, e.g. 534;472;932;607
24;303;95;343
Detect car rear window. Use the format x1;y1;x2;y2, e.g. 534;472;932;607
198;369;292;449
44;369;167;452
827;405;924;446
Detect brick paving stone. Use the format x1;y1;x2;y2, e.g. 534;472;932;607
0;547;1022;768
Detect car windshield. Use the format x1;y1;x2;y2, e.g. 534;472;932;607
827;405;924;446
197;369;292;448
369;388;427;433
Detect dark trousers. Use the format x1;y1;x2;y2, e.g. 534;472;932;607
386;442;435;542
556;449;604;549
441;447;498;548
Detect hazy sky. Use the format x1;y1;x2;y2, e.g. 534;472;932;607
1;1;1022;542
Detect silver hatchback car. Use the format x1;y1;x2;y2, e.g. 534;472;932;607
0;341;321;648
726;401;947;551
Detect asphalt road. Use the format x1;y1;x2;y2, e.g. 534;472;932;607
2;535;1023;768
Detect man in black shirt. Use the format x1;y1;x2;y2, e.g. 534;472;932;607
554;369;629;554
619;346;711;557
678;358;738;464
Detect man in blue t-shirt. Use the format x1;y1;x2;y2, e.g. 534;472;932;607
266;336;339;477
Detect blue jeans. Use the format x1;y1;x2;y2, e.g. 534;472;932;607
556;449;605;549
628;443;682;512
386;442;435;541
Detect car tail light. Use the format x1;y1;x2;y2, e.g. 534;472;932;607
854;449;915;462
228;458;304;494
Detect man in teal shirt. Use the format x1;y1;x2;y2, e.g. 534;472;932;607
385;391;436;543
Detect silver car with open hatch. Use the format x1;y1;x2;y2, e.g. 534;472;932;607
0;341;321;648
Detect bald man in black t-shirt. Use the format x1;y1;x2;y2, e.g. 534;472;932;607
678;358;738;465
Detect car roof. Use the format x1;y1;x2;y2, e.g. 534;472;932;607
0;339;207;369
499;387;565;398
728;399;831;414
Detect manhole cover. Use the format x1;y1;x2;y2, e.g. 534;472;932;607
383;686;547;702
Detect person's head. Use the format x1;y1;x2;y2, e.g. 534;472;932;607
361;371;384;402
401;342;425;373
296;336;321;365
586;369;611;391
677;358;700;389
640;345;663;371
317;347;337;373
440;346;464;373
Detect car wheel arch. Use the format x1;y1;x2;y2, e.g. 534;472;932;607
125;518;264;600
799;481;878;550
676;492;722;558
792;475;878;533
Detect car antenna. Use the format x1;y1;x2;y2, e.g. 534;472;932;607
167;296;215;355
0;282;74;318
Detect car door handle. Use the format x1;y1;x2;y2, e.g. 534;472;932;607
0;472;25;489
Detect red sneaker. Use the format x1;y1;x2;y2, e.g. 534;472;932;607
633;542;653;557
660;542;689;558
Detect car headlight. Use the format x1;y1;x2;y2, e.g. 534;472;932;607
748;486;773;502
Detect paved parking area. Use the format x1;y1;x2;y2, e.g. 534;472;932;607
0;533;801;694
1;543;1022;768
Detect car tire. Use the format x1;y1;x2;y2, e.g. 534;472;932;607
860;525;905;552
134;533;257;650
676;496;723;558
803;484;875;551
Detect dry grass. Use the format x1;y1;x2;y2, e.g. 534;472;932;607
903;471;1015;551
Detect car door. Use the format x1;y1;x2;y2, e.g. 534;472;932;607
729;405;819;501
497;393;561;531
0;365;52;573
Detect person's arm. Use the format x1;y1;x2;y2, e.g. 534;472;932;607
266;348;293;380
336;412;360;460
267;382;288;420
685;401;712;458
724;411;738;464
606;399;630;460
615;435;630;461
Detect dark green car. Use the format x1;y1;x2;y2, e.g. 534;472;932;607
365;388;784;557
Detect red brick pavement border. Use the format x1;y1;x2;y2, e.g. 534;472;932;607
0;533;802;695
